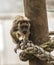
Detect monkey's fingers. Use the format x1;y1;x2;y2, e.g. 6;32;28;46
14;48;17;53
19;51;29;61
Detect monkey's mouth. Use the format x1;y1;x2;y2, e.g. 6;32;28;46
23;31;27;34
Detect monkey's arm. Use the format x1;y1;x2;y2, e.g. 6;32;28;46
10;20;19;44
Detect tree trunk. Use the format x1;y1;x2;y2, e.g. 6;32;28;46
23;0;50;65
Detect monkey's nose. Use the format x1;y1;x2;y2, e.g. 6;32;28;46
23;31;27;34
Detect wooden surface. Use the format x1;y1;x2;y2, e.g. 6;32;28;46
24;0;49;45
23;0;51;65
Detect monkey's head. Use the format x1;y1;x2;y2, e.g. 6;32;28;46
18;19;30;35
13;16;30;36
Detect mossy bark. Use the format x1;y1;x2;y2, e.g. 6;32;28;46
23;0;50;65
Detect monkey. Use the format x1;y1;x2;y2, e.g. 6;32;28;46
10;16;31;53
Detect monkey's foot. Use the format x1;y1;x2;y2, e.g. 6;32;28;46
19;51;35;61
19;51;29;61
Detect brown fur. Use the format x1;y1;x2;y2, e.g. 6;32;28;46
10;16;30;44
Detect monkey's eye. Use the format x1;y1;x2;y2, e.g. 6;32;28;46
21;26;28;29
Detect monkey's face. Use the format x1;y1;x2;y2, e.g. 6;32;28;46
18;20;30;35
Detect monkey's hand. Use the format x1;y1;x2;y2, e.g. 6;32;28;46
20;40;34;50
14;48;17;53
14;44;20;53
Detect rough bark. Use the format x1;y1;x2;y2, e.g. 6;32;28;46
23;0;50;65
